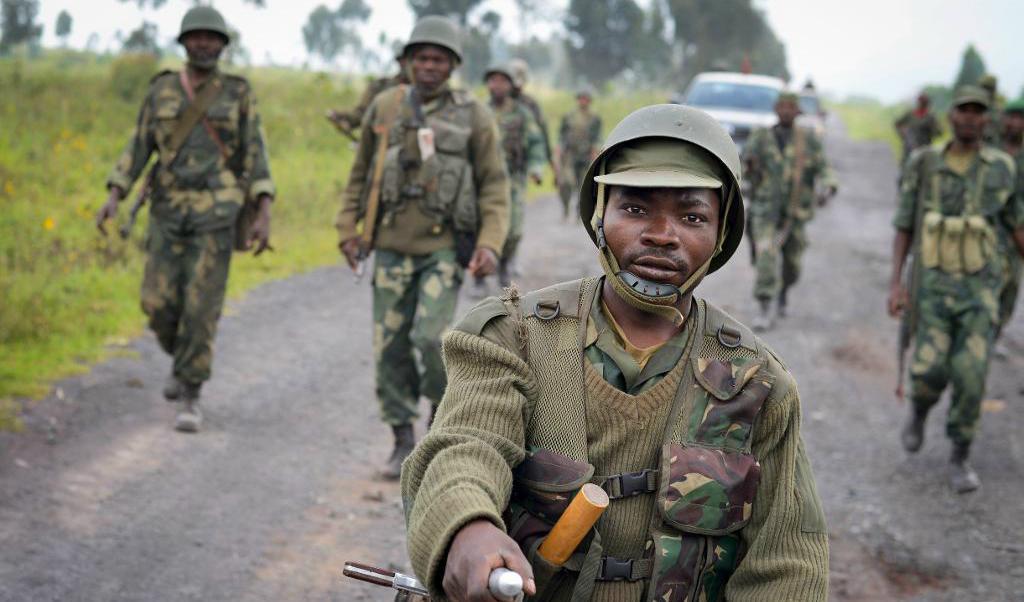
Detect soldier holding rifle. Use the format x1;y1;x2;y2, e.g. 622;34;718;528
402;104;828;601
335;16;509;480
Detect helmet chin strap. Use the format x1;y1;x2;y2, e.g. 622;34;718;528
591;163;735;327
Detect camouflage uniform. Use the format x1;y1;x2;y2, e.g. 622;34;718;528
515;92;553;167
743;124;830;302
894;108;941;164
894;143;1019;444
997;146;1024;335
107;68;274;387
491;96;545;274
557;108;602;217
336;81;509;426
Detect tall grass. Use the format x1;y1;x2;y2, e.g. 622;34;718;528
0;50;667;414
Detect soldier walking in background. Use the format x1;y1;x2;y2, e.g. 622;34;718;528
743;91;835;331
555;87;602;220
894;91;942;167
326;47;409;140
509;58;555;178
888;86;1024;493
979;74;1002;145
994;99;1024;356
94;6;274;433
336;16;509;480
474;64;545;292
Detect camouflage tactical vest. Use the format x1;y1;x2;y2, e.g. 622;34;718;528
465;278;781;601
363;87;479;234
495;100;529;176
565;111;599;157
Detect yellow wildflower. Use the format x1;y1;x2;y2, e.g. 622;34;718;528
43;217;55;230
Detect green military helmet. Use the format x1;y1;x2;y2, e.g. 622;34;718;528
177;5;230;45
483;63;514;84
978;74;998;92
576;84;596;99
579;104;745;277
508;58;530;89
1004;98;1024;115
403;15;462;63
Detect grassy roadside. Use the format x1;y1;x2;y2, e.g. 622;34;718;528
829;99;905;158
0;50;665;424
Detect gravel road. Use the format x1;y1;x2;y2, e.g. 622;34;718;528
2;118;1022;601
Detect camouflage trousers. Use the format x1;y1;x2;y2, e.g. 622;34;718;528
997;253;1022;337
910;271;1001;444
751;217;808;300
558;156;590;218
501;177;526;262
372;248;463;426
141;220;233;386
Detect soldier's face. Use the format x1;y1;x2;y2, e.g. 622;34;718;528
775;100;800;126
603;186;721;288
577;95;592;110
486;73;513;100
410;45;454;90
1003;112;1024;141
182;30;226;68
949;104;987;143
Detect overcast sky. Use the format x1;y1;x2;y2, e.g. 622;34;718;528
37;0;1023;103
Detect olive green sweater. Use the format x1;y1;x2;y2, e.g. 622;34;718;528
401;296;829;601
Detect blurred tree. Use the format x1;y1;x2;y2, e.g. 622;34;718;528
565;0;644;86
55;10;72;47
461;9;500;83
666;0;788;82
223;27;251;66
632;0;673;85
952;44;987;90
407;0;484;26
121;21;161;56
512;0;536;42
0;0;43;55
302;1;372;68
118;0;266;7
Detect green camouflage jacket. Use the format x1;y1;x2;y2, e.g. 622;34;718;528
107;68;274;231
515;91;553;163
559;108;602;159
894;109;942;156
743;124;830;225
491;96;546;180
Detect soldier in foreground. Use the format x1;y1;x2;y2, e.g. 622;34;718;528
474;64;544;291
326;48;409;139
888;86;1024;493
555;86;602;220
336;16;509;480
743;91;834;331
894;91;942;167
994;99;1024;355
402;104;829;601
95;6;274;433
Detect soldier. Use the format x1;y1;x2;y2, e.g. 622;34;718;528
555;86;602;220
888;86;1024;492
743;91;835;331
402;104;829;601
979;74;1002;145
326;47;410;139
994;99;1024;354
94;6;274;433
894;91;942;166
473;64;545;291
509;58;555;177
336;16;509;480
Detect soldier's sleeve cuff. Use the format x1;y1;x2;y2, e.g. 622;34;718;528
475;228;507;259
107;173;132;194
248;179;275;201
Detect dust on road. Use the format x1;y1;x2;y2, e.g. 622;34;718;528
2;119;1022;601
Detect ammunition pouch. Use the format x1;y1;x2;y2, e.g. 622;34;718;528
918;211;995;275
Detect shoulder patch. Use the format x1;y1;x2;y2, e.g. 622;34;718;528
454;296;509;336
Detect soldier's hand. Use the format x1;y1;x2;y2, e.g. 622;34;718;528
887;283;907;318
340;237;362;270
467;247;499;278
443;519;536;602
249;203;272;256
529;172;542;186
95;189;123;236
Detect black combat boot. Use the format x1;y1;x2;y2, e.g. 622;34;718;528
163;374;183;401
949;441;981;493
380;424;416;481
174;383;203;433
900;406;928;452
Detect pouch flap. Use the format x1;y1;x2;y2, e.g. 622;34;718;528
693;357;764;401
658;443;761;536
514;447;595;492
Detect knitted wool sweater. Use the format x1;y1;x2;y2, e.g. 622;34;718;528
401;283;829;601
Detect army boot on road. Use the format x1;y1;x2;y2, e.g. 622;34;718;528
777;287;789;319
949;442;981;493
380;424;416;481
900;406;927;452
163;374;183;401
752;299;774;332
174;384;203;433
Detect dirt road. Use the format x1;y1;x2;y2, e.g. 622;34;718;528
2;120;1022;601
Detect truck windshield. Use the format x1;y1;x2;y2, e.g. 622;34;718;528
685;81;779;112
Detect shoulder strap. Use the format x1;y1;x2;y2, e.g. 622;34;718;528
360;84;407;250
165;70;226;166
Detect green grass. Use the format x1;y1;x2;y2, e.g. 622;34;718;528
0;49;667;416
829;99;904;157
